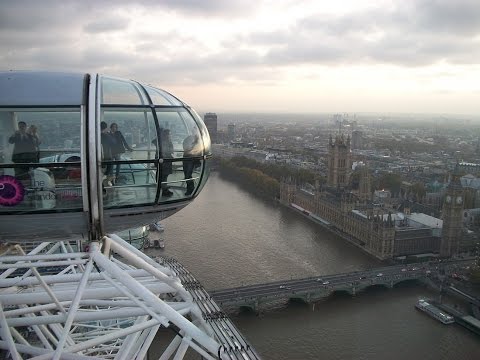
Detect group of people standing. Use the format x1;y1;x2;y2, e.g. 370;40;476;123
9;121;41;179
101;121;133;185
100;120;202;197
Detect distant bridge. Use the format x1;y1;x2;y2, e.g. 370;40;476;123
211;260;473;314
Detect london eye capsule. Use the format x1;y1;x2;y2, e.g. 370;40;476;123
0;71;212;241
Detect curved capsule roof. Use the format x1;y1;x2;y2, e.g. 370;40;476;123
0;71;85;106
0;71;211;242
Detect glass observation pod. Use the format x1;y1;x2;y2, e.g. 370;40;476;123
0;71;211;241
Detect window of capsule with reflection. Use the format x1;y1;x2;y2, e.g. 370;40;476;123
99;76;210;208
0;109;83;213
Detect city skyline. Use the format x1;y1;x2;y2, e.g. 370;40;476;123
1;0;479;115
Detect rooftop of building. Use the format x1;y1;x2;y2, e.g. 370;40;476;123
351;209;442;230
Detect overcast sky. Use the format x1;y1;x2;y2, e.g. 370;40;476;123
1;0;479;115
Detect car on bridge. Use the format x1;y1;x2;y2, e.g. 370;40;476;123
279;285;291;290
322;281;330;285
376;273;383;277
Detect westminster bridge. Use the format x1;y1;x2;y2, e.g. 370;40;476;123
210;260;475;314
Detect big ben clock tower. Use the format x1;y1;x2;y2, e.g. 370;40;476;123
440;166;464;257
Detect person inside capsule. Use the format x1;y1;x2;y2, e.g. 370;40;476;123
160;128;174;197
183;133;202;196
110;122;133;184
8;121;36;180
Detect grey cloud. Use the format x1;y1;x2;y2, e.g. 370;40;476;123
1;46;83;72
118;48;269;86
84;17;130;33
0;30;70;48
214;49;263;67
131;30;209;56
130;61;280;88
0;0;258;34
61;0;257;17
0;1;137;33
413;0;480;35
245;31;292;46
363;36;437;67
81;47;138;69
1;0;479;87
28;50;85;71
298;11;384;37
256;0;480;67
265;42;350;66
0;0;86;31
152;0;257;16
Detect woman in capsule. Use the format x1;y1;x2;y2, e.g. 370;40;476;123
110;123;133;183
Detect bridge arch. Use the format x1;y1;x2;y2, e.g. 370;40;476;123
328;289;354;297
288;296;309;305
392;278;423;287
360;283;391;292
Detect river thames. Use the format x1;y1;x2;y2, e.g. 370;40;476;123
151;173;480;359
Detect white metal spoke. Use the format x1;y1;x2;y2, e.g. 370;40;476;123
0;300;23;360
52;259;94;360
0;237;258;359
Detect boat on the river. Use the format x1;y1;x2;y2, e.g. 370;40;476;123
415;299;455;325
150;221;165;232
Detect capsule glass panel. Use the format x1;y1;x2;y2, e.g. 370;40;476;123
191;108;212;156
0;109;82;213
144;85;183;106
155;107;204;198
101;77;148;105
189;109;211;194
100;108;158;207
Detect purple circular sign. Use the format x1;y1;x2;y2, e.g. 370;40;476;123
0;175;25;206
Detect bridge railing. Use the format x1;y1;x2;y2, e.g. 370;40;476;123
212;258;475;300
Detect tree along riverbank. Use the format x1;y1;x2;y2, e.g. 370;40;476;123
217;155;321;201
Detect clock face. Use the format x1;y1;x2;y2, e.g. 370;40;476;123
446;195;452;203
456;196;463;205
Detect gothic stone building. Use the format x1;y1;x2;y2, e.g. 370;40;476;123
281;181;396;260
279;134;459;260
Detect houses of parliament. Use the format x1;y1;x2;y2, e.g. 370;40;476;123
280;134;464;260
